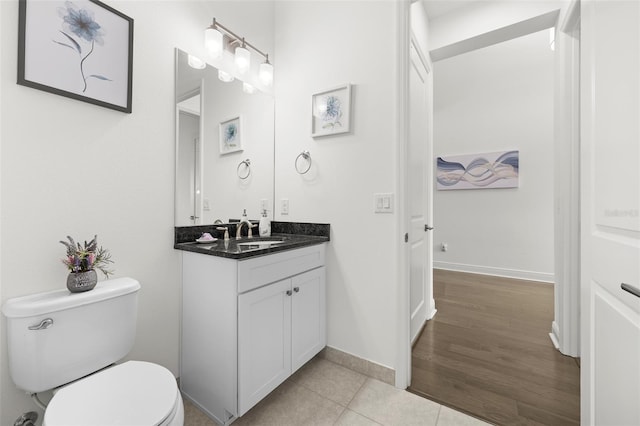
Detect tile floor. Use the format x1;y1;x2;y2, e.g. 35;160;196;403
184;357;491;426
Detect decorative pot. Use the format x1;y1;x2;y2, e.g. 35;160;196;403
67;270;98;293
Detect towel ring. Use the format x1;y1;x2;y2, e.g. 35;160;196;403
295;151;312;175
237;159;251;179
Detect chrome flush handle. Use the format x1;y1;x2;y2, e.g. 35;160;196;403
28;318;53;331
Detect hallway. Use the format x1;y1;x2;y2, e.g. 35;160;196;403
409;270;580;425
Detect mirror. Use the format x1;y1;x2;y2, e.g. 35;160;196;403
175;48;275;226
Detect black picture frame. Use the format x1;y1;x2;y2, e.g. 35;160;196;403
18;0;134;113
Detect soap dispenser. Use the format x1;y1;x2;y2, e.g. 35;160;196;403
259;209;271;237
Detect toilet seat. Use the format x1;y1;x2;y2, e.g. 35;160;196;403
43;361;182;426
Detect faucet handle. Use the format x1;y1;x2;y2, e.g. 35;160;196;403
216;226;230;241
248;223;257;238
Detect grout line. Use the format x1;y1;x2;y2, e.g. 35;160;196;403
434;404;442;426
345;376;369;408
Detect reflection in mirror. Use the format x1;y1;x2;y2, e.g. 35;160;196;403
175;49;275;226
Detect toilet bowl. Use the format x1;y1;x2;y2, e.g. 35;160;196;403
43;361;184;426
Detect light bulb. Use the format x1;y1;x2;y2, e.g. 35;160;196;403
187;55;206;70
205;26;223;58
235;45;250;74
259;61;273;87
218;69;234;83
243;82;255;94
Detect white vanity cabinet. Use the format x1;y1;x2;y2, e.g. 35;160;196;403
238;267;326;414
181;244;326;425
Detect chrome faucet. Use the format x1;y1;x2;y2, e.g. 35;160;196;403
236;219;256;239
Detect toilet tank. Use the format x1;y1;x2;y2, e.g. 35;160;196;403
2;277;141;393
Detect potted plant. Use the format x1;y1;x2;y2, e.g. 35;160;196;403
60;235;114;293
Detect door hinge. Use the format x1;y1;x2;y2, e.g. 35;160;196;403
404;233;408;243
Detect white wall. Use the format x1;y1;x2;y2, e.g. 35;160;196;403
432;29;555;282
273;1;400;370
0;1;274;424
427;0;566;51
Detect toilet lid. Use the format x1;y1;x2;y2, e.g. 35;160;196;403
44;361;178;426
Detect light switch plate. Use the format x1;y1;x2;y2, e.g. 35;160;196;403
374;193;394;213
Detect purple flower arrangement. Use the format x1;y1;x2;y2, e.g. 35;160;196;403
60;235;113;277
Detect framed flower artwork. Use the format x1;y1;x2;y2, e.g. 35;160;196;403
219;116;243;155
311;84;352;137
18;0;134;113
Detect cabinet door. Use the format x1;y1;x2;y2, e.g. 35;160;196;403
238;279;292;416
291;267;326;372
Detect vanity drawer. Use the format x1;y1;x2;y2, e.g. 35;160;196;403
237;244;325;293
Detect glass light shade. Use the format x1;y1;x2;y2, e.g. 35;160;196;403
259;61;274;87
187;55;206;70
205;27;223;58
218;69;234;83
235;46;251;74
242;82;256;94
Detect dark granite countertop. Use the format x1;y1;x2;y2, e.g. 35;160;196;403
174;222;330;260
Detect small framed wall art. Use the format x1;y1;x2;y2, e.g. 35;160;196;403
311;84;352;137
18;0;134;113
219;116;243;154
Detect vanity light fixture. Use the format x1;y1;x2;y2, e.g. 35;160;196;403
218;69;234;83
235;39;251;74
205;19;223;58
204;18;273;86
242;82;256;94
259;55;274;87
187;54;206;70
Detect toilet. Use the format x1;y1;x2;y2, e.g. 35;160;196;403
2;277;184;426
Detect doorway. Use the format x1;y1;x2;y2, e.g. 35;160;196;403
406;22;574;425
176;102;203;226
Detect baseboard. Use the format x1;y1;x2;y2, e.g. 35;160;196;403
433;261;554;283
427;298;437;320
318;346;395;386
549;321;561;350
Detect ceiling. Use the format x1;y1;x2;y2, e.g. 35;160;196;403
420;0;479;20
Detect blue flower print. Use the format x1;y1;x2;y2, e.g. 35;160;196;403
320;95;343;130
60;2;104;44
225;123;238;146
54;2;110;93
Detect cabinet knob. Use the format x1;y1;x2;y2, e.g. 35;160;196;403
286;290;292;296
293;287;300;293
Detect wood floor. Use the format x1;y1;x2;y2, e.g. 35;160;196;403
409;270;580;425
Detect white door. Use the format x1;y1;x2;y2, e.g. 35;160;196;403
580;1;640;424
291;267;326;372
238;279;292;416
409;39;435;344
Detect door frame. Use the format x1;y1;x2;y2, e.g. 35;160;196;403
551;0;581;357
395;0;411;390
